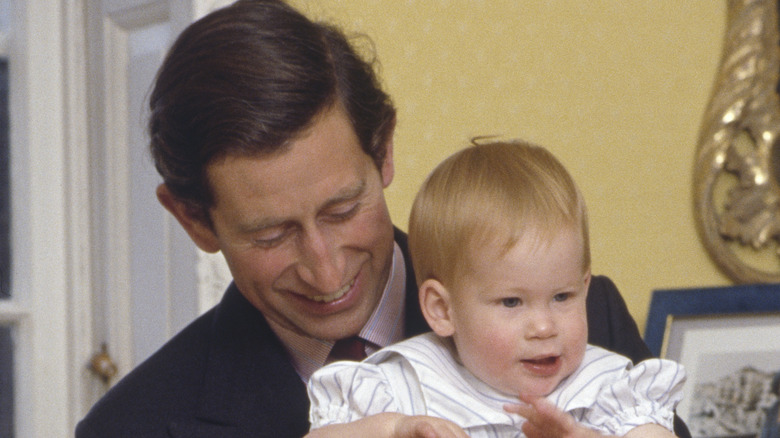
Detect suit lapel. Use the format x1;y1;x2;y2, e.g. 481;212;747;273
168;285;310;437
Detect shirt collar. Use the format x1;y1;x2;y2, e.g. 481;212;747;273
374;336;623;431
268;242;407;382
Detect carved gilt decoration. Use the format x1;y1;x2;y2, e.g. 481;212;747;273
694;0;780;282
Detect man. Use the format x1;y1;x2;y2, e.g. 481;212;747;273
76;1;688;437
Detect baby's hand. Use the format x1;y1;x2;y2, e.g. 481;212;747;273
306;413;469;438
503;393;602;438
393;414;471;438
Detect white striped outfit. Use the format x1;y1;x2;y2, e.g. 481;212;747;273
308;332;685;437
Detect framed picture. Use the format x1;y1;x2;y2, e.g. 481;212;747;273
645;284;780;438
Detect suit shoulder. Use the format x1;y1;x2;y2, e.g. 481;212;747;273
76;307;217;437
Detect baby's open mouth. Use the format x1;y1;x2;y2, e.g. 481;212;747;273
521;355;562;376
523;356;558;366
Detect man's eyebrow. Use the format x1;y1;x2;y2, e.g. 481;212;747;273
322;179;366;209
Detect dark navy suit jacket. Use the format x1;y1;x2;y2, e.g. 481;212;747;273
76;229;689;437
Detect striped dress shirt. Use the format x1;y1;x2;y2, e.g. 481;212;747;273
308;332;685;437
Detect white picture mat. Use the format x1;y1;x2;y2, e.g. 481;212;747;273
664;313;780;424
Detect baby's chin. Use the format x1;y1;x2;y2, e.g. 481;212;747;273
498;376;568;399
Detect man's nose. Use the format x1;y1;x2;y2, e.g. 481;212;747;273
297;227;344;292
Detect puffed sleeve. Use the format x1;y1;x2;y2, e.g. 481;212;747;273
307;355;421;429
582;358;686;436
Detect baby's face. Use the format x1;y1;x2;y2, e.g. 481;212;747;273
448;227;589;398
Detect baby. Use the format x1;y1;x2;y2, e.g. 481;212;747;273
307;140;685;437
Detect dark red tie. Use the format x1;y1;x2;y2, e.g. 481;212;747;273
326;336;367;363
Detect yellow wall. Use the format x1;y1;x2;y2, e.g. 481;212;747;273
290;1;731;332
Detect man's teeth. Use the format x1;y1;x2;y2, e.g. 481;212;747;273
309;281;354;303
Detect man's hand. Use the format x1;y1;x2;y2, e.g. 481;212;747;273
305;413;469;438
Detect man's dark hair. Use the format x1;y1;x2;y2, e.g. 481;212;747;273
149;0;396;222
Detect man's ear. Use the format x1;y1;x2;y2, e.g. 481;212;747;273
156;184;220;253
419;278;455;337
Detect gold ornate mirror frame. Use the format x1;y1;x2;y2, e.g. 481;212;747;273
694;0;780;283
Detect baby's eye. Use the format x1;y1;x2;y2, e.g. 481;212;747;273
501;297;520;308
553;292;571;302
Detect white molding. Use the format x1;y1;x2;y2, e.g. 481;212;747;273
11;0;71;435
99;11;136;386
83;0;200;383
46;0;236;431
62;0;104;431
4;0;234;435
105;0;168;30
26;0;69;431
0;301;25;322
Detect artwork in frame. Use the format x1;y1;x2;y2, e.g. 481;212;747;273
645;284;780;438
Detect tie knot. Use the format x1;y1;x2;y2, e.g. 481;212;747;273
326;336;367;363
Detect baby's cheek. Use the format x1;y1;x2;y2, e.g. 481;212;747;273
460;328;509;366
469;335;525;395
479;331;518;366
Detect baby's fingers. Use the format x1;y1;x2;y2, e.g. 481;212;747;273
503;402;533;418
520;395;572;425
396;415;470;438
506;394;579;437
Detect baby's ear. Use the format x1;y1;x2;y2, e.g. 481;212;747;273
419;279;455;337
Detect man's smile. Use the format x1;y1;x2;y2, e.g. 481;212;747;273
307;278;356;303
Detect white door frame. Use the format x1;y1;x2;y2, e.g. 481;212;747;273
10;1;72;436
6;0;230;435
70;0;231;432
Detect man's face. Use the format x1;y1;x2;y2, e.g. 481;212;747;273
204;105;395;340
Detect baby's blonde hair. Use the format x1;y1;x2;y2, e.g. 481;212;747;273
408;139;590;287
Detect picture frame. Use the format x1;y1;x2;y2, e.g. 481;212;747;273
645;284;780;438
0;58;9;299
